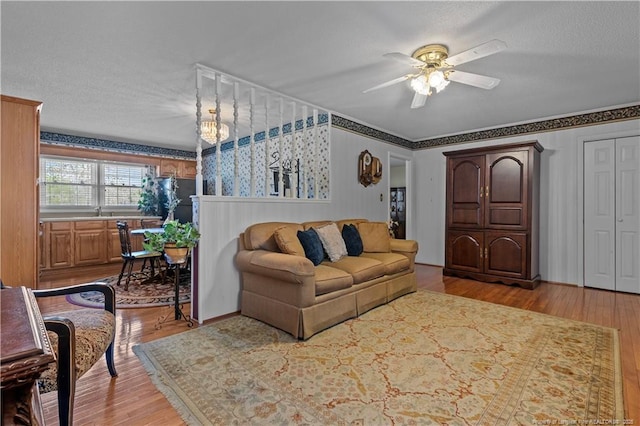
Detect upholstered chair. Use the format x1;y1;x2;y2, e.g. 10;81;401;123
33;283;117;426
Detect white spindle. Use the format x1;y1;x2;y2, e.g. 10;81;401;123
264;97;269;196
313;109;319;199
249;88;256;197
233;82;239;196
195;83;204;196
290;102;297;198
215;73;222;196
278;98;284;198
302;105;308;199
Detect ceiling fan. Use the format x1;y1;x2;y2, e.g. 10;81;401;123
363;39;507;109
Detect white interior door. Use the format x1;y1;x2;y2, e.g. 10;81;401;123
584;139;616;290
615;136;640;293
584;136;640;293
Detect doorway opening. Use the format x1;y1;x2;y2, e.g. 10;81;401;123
389;153;412;240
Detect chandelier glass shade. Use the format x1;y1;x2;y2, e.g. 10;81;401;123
201;109;230;144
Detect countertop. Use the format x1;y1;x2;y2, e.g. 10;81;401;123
40;216;162;222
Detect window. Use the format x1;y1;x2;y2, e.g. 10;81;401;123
40;156;147;210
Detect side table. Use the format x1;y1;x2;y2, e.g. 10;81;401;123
1;287;56;425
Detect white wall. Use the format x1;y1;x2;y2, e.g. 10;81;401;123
193;127;413;321
413;119;640;286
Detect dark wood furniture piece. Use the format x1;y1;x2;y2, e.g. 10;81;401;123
390;187;406;239
1;287;55;426
443;141;543;289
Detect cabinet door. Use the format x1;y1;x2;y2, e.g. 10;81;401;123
182;161;197;178
446;230;484;273
74;230;107;265
49;231;73;268
485;231;527;278
485;151;528;229
447;156;484;228
107;229;123;262
158;159;181;177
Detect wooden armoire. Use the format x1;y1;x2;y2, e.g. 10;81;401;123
0;95;42;288
443;141;543;289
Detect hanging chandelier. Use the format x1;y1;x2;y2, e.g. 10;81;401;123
201;109;229;144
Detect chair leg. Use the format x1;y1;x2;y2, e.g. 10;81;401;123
45;319;76;426
116;260;127;287
124;260;135;291
105;340;118;377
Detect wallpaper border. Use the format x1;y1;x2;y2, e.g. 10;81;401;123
40;131;196;159
331;104;640;149
40;105;639;157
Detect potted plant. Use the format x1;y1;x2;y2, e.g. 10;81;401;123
143;220;200;264
137;168;160;216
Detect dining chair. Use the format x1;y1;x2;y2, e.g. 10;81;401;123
116;221;163;291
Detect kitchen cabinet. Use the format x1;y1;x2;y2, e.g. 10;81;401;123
0;95;42;288
74;221;107;266
443;141;542;289
158;159;197;178
48;222;73;268
42;218;147;270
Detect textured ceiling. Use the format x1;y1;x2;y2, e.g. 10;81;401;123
2;1;639;151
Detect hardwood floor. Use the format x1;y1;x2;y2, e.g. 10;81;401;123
37;264;640;425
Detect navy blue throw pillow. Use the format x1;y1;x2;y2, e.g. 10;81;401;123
342;224;363;256
297;228;325;266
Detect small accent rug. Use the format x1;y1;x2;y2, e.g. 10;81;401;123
133;290;624;425
66;271;190;309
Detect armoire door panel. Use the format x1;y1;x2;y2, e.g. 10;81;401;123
448;156;484;228
485;232;527;278
487;208;522;226
485;151;528;228
446;231;484;273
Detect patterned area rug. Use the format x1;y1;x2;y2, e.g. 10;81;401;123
66;271;190;309
133;290;624;425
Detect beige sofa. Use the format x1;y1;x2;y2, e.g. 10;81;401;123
236;219;418;339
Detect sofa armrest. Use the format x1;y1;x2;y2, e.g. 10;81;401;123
390;239;419;270
236;249;315;284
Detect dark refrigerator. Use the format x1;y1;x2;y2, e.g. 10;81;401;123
159;178;204;224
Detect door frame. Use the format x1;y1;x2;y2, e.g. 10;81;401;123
577;129;639;288
388;152;412;239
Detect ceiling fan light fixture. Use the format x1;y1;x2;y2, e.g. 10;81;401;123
410;74;430;96
427;70;445;88
201;109;230;144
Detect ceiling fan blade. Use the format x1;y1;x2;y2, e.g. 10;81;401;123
445;39;507;67
383;52;425;67
410;92;427;109
447;70;501;90
362;75;410;93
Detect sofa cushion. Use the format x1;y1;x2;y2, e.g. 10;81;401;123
341;223;363;256
324;256;386;284
358;221;391;253
315;223;348;262
315;265;353;296
297;228;325;266
244;222;301;251
274;225;305;256
361;252;410;275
